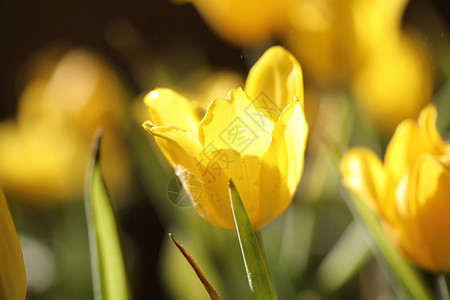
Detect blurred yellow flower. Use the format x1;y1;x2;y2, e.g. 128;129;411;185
352;34;432;132
0;188;27;299
0;46;132;204
187;0;287;46
143;46;308;229
285;0;432;131
284;0;356;85
284;0;412;85
341;104;450;272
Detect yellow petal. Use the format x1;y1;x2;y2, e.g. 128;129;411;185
143;123;234;229
406;154;450;271
0;188;27;300
208;150;263;228
384;120;426;184
189;0;285;46
143;123;203;175
198;88;274;158
259;100;308;227
245;46;304;122
340;148;385;214
418;104;448;155
144;88;200;139
351;36;432;131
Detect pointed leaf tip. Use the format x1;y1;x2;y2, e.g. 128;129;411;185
169;233;221;300
228;180;278;299
85;132;131;300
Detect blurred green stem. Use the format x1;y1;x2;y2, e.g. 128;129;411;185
438;274;449;300
345;191;432;300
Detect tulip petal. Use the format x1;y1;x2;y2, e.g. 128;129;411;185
143;123;203;171
418;104;448;155
407;154;450;271
143;123;234;229
384;120;426;184
198;88;274;158
144;88;200;139
340;148;385;214
259;100;308;227
0;188;27;300
245;46;304;122
189;0;284;46
207;149;263;228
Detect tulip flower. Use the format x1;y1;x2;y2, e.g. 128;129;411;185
0;47;132;204
186;0;287;46
284;0;432;130
0;188;27;299
341;104;450;272
143;46;308;229
351;35;432;132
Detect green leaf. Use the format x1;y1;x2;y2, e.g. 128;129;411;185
0;188;27;300
169;233;221;300
229;180;277;300
345;191;433;300
85;132;131;300
316;221;370;294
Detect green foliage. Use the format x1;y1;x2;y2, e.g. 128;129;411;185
85;133;131;300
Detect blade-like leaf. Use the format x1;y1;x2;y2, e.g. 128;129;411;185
169;233;221;300
0;188;27;300
316;221;370;294
85;132;131;300
345;190;433;300
229;180;277;300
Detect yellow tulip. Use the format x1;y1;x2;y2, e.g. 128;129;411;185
0;47;132;204
351;34;432;132
341;104;450;272
186;0;286;46
0;188;27;299
284;0;432;131
143;46;308;229
284;0;356;85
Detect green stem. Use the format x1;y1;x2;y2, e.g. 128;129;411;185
344;191;433;300
438;274;449;300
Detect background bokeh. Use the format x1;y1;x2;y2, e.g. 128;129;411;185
1;0;449;299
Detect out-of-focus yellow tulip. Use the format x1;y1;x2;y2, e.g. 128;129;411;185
341;104;450;272
0;188;27;299
186;0;287;46
352;34;432;132
284;0;356;85
0;47;132;204
143;46;308;229
285;0;433;131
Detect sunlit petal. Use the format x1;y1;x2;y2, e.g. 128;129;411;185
198;88;274;158
144;88;200;139
245;46;304;121
408;154;450;271
418;104;448;155
341;148;385;214
143;123;233;228
259;100;308;226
